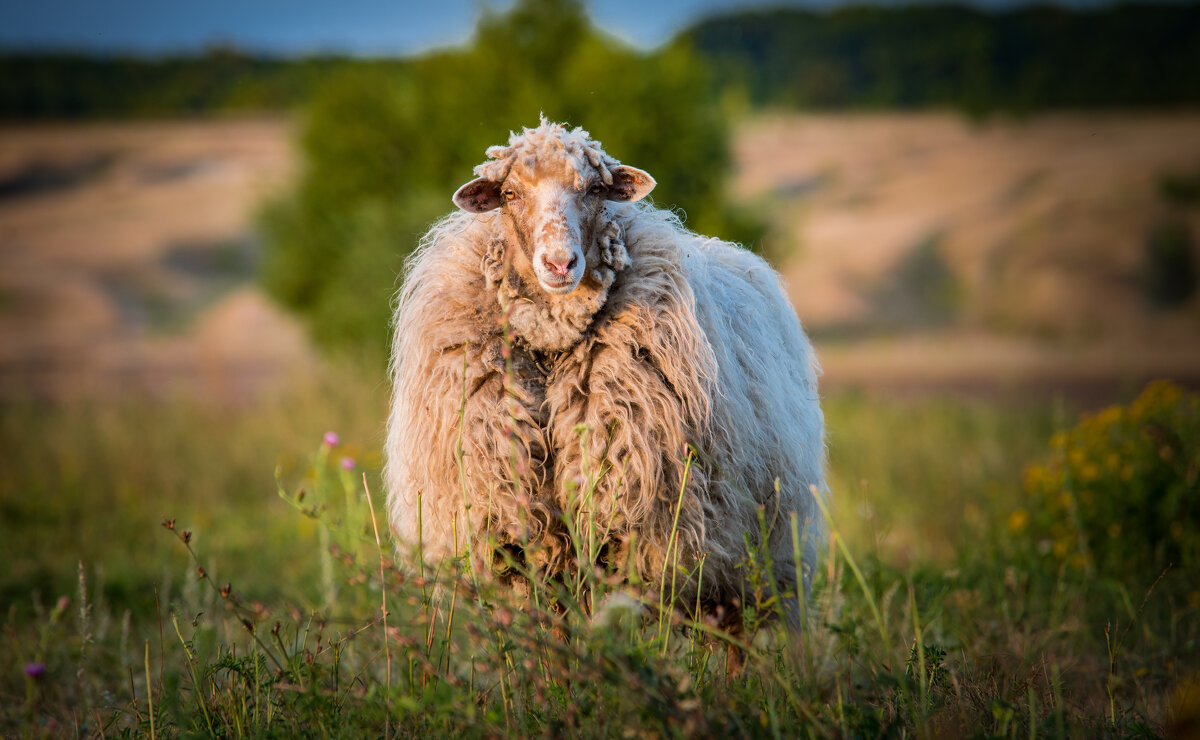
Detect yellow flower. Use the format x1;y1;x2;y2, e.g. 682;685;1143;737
1094;406;1123;427
1008;508;1030;534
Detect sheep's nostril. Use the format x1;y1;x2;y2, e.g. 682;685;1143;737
543;254;575;277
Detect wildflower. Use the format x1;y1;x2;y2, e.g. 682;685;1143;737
24;663;45;680
323;431;340;447
341;456;356;470
1007;508;1029;534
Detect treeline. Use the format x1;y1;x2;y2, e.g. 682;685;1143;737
0;49;403;119
1;3;1198;120
682;3;1200;112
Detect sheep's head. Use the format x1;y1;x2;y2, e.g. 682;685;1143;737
453;120;655;297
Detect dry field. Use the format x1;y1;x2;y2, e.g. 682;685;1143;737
2;113;1199;403
0;118;306;402
736;112;1200;400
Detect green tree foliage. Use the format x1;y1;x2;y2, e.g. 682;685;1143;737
4;4;1199;121
0;48;376;118
259;0;740;358
683;3;1200;114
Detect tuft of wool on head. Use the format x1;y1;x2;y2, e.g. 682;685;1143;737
476;117;620;189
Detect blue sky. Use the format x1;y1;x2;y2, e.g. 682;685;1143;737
1;0;750;55
0;0;1120;56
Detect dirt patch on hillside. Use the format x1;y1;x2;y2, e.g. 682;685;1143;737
0;118;310;402
734;112;1200;401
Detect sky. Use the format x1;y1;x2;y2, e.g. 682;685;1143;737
0;0;1123;56
0;0;751;55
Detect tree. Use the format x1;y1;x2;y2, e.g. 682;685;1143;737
260;0;740;359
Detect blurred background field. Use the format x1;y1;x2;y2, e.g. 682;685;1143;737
1;0;1198;735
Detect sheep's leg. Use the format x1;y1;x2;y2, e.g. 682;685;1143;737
726;641;746;679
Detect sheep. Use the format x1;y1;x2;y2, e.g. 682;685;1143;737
384;118;826;642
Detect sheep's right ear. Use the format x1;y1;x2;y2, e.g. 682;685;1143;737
453;178;503;213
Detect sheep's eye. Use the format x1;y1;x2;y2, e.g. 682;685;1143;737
589;184;605;195
503;189;518;201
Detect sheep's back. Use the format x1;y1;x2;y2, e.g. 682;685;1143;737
679;234;826;551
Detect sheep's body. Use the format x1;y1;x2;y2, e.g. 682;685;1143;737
385;121;824;629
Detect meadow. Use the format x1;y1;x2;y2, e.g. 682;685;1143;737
2;102;1198;739
2;368;1196;737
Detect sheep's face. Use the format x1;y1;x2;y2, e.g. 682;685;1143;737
453;145;655;296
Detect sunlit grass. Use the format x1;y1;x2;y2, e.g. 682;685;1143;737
2;371;1195;736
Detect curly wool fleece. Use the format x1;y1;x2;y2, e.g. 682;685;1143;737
385;120;826;627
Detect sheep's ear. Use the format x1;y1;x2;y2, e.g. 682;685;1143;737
607;166;656;203
453;177;503;213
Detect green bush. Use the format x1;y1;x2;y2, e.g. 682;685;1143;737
1142;220;1197;309
1016;381;1200;584
260;0;754;359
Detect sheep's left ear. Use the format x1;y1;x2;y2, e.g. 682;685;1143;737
453;177;503;213
607;166;656;203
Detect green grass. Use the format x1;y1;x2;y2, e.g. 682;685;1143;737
2;371;1196;737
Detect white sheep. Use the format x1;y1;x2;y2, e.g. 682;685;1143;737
385;119;825;640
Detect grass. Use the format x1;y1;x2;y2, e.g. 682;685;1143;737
1;368;1196;737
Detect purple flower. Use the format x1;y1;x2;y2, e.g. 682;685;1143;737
25;663;45;679
323;431;339;447
340;456;356;470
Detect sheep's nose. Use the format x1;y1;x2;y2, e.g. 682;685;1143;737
543;253;578;277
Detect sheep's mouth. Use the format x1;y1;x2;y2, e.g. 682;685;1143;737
539;274;580;295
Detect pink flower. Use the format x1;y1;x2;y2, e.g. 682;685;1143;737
340;456;356;470
323;431;339;447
